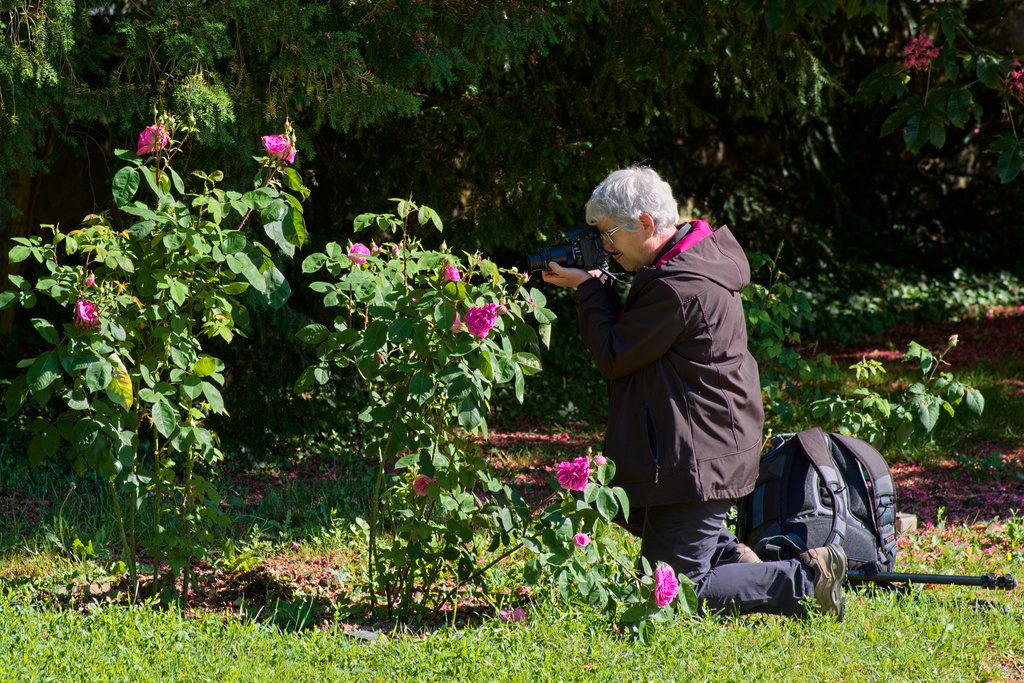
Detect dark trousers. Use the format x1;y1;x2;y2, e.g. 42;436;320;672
616;499;817;616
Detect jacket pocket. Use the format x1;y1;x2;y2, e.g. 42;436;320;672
643;401;660;483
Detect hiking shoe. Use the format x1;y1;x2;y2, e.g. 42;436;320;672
734;543;763;563
800;544;847;621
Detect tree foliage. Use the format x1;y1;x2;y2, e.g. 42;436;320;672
2;0;1022;318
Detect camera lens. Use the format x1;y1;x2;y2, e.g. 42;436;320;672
526;244;575;272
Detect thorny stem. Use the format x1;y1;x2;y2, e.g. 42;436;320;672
431;487;564;620
109;480;138;601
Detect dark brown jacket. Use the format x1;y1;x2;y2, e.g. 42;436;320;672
575;222;764;507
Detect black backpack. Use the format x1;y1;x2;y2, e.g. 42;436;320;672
738;427;899;573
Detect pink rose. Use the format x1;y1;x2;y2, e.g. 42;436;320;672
262;134;297;164
136;125;169;156
349;243;370;264
444;263;461;282
573;533;590;548
392;244;401;254
85;274;95;287
465;302;498;339
654;564;678;608
413;474;435;496
555;456;590;491
73;299;100;330
594;455;607;466
499;607;525;622
451;312;463;333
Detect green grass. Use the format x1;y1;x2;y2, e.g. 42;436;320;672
3;277;1024;681
1;573;1021;682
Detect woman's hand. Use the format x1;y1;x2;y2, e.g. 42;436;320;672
541;261;599;289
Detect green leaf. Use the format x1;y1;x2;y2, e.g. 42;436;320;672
418;205;443;232
28;352;60;394
595;487;619;520
181;375;203;400
880;106;914;138
533;306;556;324
514;352;542;376
283;167;303;191
170;167;185;195
5;375;27;417
387;318;413;344
912;395;941;432
353;213;377;232
40;424;60;457
296;323;329;345
976;54;1003;88
929;120;946;150
8;245;33;264
169;280;188;307
458;396;483;431
434;301;457;330
614;487;631;525
903;112;928;152
965;388;985;415
945;90;971;128
302;253;328;273
261;202;295;258
262;267;291;309
106;357;133;409
152;399;177;437
293;366;316;394
538;322;552;348
112;167;140;206
764;0;785;31
31;318;59;344
996;145;1023;184
71;417;99;451
523;558;543;585
409;372;434;404
194;356;217;377
202;381;225;413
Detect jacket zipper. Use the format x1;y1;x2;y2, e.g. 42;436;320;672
644;402;660;483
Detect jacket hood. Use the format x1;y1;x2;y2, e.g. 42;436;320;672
645;221;750;294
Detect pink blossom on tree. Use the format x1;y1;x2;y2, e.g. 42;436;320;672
573;533;591;548
555;456;590;491
903;31;939;71
451;312;463;333
654;564;679;608
594;455;607;467
1008;68;1024;102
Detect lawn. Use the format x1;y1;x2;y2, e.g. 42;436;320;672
1;309;1023;682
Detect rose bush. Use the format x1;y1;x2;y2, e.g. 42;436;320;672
297;200;691;638
2;112;309;599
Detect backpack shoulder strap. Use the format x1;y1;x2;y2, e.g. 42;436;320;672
829;432;899;568
795;427;849;548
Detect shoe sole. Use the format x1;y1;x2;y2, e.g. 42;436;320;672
821;546;847;621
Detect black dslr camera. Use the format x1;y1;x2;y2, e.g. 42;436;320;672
525;224;606;273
